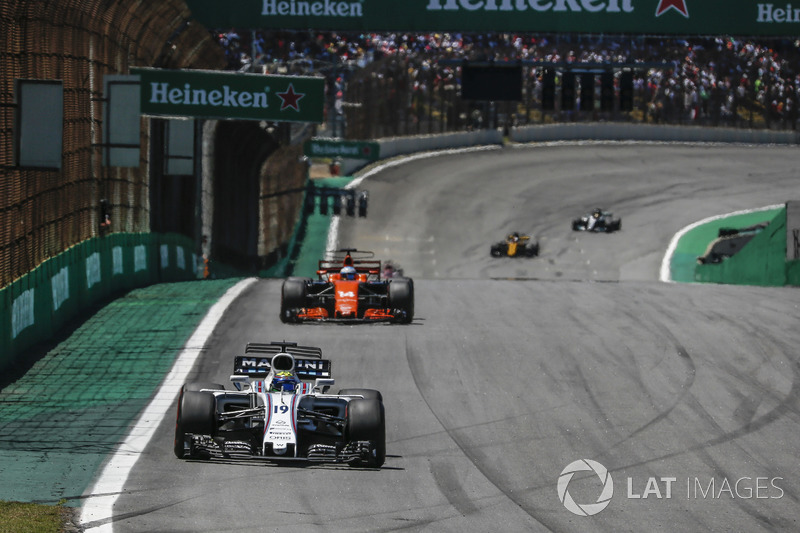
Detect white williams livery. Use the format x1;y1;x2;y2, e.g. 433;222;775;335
174;341;386;467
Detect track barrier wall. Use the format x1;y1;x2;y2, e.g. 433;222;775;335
1;233;199;372
337;124;798;175
694;208;800;286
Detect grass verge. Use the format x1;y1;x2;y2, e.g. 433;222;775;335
0;500;76;533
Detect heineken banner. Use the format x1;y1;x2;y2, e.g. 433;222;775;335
132;68;324;123
185;1;799;36
304;139;381;160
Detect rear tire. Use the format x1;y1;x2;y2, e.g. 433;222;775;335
280;278;309;323
347;398;385;468
388;278;414;324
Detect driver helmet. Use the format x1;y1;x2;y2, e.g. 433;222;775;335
270;371;297;392
341;265;357;280
592;208;602;218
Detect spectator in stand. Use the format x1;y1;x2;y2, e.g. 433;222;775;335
210;29;800;131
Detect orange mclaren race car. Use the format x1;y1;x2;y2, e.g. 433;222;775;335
280;249;414;324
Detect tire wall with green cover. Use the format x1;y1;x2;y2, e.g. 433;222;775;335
0;232;199;373
695;209;788;286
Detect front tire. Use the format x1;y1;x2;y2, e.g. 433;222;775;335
174;388;216;459
338;388;383;402
346;398;385;468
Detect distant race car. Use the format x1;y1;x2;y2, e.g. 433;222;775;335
490;232;540;258
280;249;413;323
174;341;385;467
572;208;622;233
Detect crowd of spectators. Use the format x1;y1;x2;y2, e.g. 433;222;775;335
214;29;800;130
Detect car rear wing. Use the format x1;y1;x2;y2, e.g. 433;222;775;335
233;356;332;379
318;249;381;277
244;341;322;359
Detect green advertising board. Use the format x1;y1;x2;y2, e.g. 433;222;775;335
185;1;799;36
132;68;324;123
304;139;381;159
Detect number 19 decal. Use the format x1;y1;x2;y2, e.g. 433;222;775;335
274;405;289;414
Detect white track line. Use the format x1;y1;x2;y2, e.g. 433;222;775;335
79;277;257;532
659;204;784;283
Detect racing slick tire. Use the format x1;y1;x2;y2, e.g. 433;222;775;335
388;277;414;324
338;388;383;402
174;389;216;459
571;219;583;231
346;398;386;468
490;244;504;257
280;278;310;323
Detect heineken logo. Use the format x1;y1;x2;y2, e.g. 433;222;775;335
148;82;272;109
133;68;324;123
184;0;796;36
262;0;364;17
277;84;305;111
147;81;307;113
425;0;634;13
757;3;800;22
303;139;380;160
655;0;688;17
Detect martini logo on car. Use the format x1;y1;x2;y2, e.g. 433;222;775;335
241;357;272;369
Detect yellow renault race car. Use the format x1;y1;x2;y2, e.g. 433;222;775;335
490;232;540;258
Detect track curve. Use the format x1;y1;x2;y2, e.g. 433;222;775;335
110;144;800;532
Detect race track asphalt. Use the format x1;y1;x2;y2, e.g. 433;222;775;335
110;143;800;533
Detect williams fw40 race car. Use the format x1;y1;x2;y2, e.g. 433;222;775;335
280;249;413;323
174;341;386;467
490;232;540;258
572;208;622;233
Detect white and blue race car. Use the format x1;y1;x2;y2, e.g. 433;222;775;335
173;341;385;467
571;208;622;233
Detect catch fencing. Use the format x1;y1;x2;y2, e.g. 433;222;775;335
0;0;225;289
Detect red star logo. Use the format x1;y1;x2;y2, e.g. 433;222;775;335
276;83;304;111
655;0;689;17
